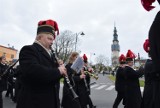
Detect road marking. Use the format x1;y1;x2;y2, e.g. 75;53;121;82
95;85;107;90
99;83;105;84
60;84;64;87
140;87;144;92
91;84;99;88
105;85;115;90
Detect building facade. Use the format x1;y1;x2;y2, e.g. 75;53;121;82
111;26;120;67
0;45;18;62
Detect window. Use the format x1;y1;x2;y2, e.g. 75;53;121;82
3;52;6;57
11;54;14;59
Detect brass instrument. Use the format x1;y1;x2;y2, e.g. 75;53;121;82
84;71;99;80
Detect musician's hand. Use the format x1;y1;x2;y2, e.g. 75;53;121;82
58;65;67;76
80;74;86;79
88;67;93;73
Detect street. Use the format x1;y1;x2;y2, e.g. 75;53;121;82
89;74;124;108
3;74;129;108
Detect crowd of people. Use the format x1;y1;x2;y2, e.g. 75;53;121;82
113;49;144;108
0;56;21;108
0;19;97;108
1;0;160;107
113;0;160;108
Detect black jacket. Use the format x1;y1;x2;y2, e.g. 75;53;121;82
142;59;154;108
149;11;160;108
16;43;61;108
61;63;81;108
0;63;8;92
123;66;143;108
115;66;125;92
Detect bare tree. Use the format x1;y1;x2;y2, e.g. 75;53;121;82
95;54;110;72
52;30;76;63
95;55;105;65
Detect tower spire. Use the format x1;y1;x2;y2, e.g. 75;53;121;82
111;22;120;67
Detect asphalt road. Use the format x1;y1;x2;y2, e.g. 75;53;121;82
89;74;124;108
2;74;125;108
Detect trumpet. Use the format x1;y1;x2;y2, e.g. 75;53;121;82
84;71;99;80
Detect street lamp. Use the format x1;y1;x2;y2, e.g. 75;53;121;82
75;32;85;51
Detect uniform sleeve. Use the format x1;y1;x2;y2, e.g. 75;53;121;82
149;11;160;73
126;67;144;79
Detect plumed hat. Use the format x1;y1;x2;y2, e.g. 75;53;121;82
119;54;126;64
143;39;150;53
126;50;136;61
83;54;88;63
37;19;59;39
141;0;156;11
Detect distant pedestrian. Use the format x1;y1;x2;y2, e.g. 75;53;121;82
103;71;105;76
112;71;115;76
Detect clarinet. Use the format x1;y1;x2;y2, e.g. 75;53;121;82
84;77;89;92
50;47;78;99
83;67;89;92
65;75;78;99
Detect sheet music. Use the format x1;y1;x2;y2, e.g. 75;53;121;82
71;57;84;74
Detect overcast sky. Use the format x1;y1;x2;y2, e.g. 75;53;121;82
0;0;159;63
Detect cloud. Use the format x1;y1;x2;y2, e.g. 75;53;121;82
0;0;159;64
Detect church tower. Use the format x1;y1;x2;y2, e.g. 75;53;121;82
111;25;120;67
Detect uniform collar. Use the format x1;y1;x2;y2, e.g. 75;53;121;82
34;40;51;56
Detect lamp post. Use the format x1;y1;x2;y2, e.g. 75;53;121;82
75;32;85;51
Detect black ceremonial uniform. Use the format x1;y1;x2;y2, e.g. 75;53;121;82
149;11;160;108
76;73;89;108
0;63;8;108
16;43;61;108
123;66;143;108
0;63;8;92
61;63;81;108
83;67;96;108
113;66;125;108
142;59;154;108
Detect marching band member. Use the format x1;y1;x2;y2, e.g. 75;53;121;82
16;19;67;108
113;54;126;108
141;0;160;107
0;56;8;108
74;54;88;108
61;52;81;108
82;54;96;108
123;50;144;108
141;39;154;108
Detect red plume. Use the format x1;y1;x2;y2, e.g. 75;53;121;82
143;39;150;53
38;19;59;38
83;54;88;62
141;0;155;11
126;50;136;59
119;54;126;62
